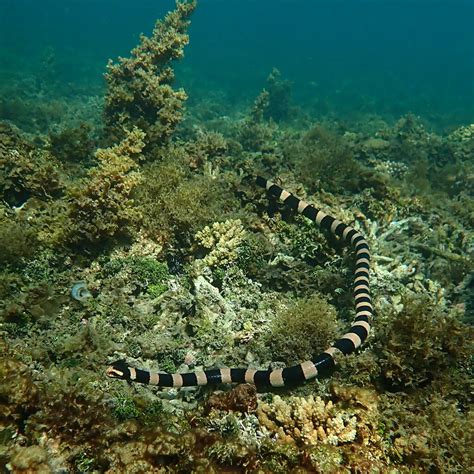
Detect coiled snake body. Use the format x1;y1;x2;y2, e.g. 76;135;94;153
106;176;372;388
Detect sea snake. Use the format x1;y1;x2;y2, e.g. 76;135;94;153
106;176;372;388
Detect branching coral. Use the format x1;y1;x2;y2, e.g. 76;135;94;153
65;127;145;246
194;219;246;271
251;388;389;470
258;395;359;447
104;0;196;152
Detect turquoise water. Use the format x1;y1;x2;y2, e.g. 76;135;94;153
1;0;473;127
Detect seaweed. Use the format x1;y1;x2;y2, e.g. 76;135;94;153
64;127;145;246
0;208;39;267
380;394;473;471
288;123;364;194
376;293;472;389
263;68;294;123
102;255;170;296
0;122;64;206
138;147;240;247
263;294;342;364
104;0;197;154
48;123;95;166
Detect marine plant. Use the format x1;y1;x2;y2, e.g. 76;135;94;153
288;123;363;194
236;68;294;154
0;206;39;267
265;294;342;364
103;0;197;153
380;393;472;471
102;255;171;297
138;146;240;246
237;88;275;152
0;95;66;134
376;292;472;389
48;123;95;166
0;122;64;206
263;68;293;122
64;127;145;246
185;129;228;169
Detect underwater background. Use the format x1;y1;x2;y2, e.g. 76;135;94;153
0;0;473;472
1;0;473;127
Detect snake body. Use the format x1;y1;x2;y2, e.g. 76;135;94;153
106;176;372;388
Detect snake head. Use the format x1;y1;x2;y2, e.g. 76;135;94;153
106;360;131;380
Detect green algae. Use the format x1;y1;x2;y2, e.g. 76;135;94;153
102;256;171;297
264;294;342;364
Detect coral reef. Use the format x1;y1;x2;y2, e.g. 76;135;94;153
0;2;473;472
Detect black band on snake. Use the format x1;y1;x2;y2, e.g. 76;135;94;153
106;176;372;388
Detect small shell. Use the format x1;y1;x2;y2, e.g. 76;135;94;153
71;281;92;301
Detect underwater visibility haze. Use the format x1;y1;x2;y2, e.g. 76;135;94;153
0;0;473;472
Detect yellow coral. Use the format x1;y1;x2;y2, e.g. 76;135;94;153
257;395;359;447
194;219;246;270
